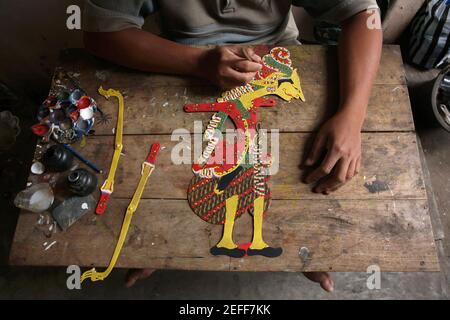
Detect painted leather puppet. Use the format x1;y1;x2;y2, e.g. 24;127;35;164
185;47;305;258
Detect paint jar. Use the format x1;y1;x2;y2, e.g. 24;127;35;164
57;90;70;102
67;168;97;196
14;183;54;213
79;107;94;120
48;109;66;125
69;89;85;104
42;144;74;172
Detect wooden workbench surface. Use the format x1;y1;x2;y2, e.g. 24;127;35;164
9;46;440;272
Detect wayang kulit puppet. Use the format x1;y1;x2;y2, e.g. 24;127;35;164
185;47;305;258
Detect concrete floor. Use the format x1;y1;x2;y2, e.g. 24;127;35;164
0;67;449;300
0;268;447;299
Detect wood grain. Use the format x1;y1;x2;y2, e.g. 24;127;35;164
62;133;427;200
81;84;413;135
59;45;406;87
57;46;412;133
9;199;439;272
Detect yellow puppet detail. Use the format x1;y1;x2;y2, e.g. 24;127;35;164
218;47;305;106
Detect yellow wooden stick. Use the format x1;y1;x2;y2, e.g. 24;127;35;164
81;143;161;283
95;87;125;215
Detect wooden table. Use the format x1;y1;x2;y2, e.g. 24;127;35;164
10;46;440;272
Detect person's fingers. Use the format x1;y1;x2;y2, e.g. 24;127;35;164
233;59;262;72
304;133;327;166
215;46;262;88
346;159;357;181
355;156;361;175
328;159;355;193
216;67;247;88
227;45;244;56
242;47;262;62
225;67;256;85
305;147;341;184
314;158;350;194
228;46;261;63
303;272;334;292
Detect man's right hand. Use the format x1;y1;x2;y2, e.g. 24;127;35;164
84;30;262;90
197;46;262;89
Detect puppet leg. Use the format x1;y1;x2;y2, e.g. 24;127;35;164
249;196;269;250
211;195;246;258
248;196;282;258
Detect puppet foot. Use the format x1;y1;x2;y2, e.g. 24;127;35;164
247;246;283;258
210;246;246;258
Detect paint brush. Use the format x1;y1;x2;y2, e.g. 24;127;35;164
62;144;103;174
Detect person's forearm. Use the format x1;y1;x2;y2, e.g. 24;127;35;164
338;10;383;127
303;10;381;193
83;28;206;77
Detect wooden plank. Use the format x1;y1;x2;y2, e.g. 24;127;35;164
230;199;439;272
46;132;426;200
60;45;405;89
82;83;414;135
9;199;439;272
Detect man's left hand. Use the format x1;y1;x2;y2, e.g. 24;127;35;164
303;110;362;194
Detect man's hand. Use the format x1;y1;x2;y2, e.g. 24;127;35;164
303;110;362;194
197;46;262;89
84;31;262;90
83;30;258;89
301;9;382;194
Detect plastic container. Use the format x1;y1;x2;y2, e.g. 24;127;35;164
42;144;74;172
68;168;97;196
14;183;54;213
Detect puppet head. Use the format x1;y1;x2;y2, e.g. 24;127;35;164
218;47;305;103
251;47;305;102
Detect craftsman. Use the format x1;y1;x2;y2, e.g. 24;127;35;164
82;0;382;293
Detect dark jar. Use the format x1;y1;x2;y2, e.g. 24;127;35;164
67;168;97;196
42;145;74;172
